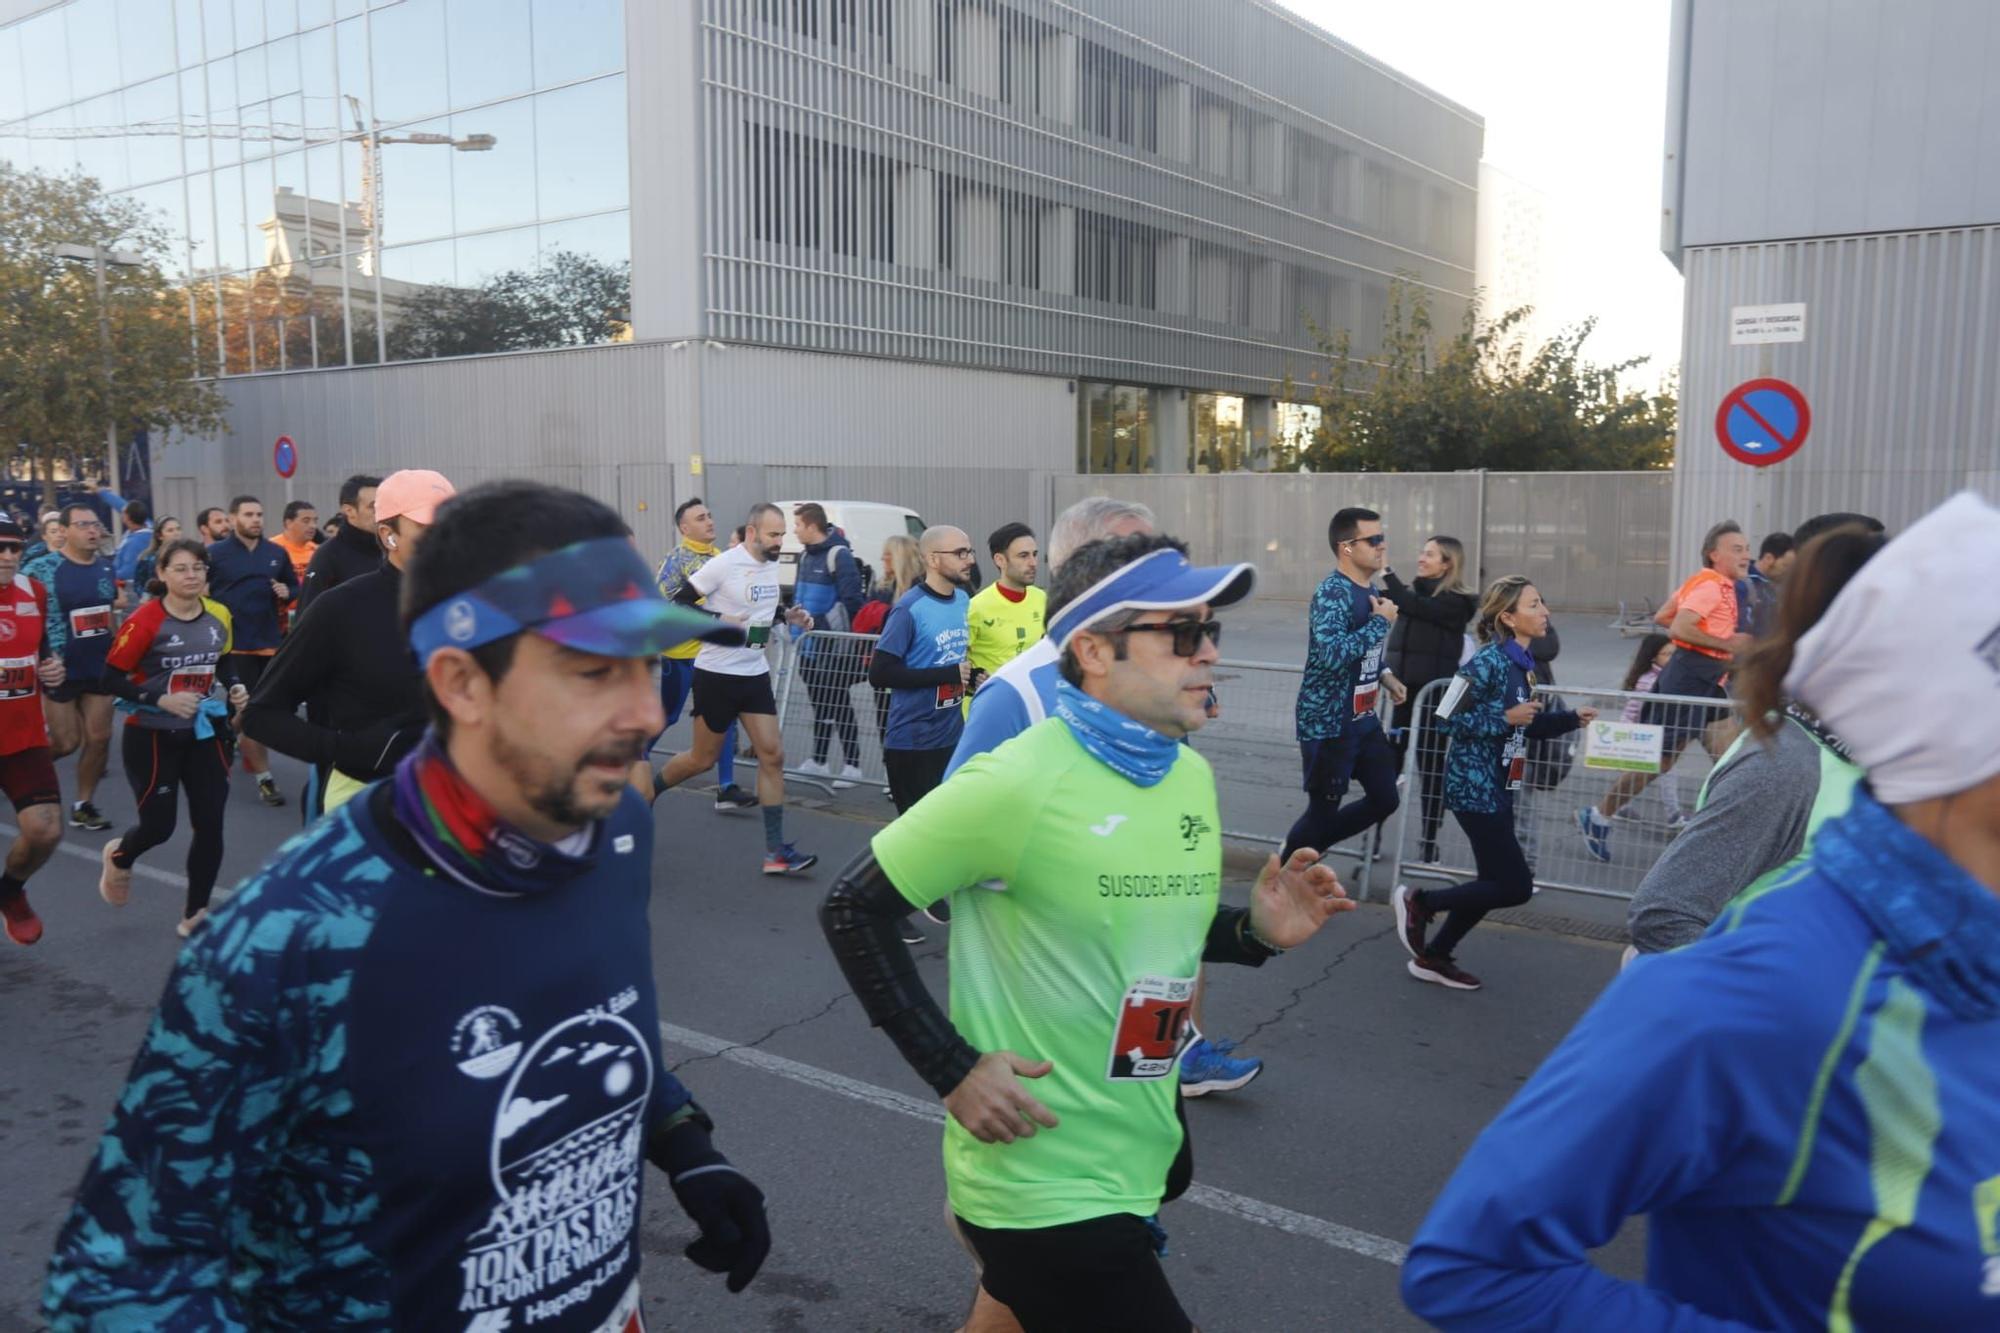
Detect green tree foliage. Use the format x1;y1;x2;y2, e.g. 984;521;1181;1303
1276;277;1676;472
385;250;632;362
0;165;226;499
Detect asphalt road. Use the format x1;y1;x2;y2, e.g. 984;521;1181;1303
0;748;1646;1332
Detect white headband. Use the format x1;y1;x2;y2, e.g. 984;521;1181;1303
1783;491;2000;804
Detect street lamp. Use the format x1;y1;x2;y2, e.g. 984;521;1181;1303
51;242;146;489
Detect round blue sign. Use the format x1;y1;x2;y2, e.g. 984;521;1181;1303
273;435;298;479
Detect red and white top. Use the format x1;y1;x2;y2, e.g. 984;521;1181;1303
0;573;51;756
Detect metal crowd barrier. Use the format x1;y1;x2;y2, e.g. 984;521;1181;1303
1389;675;1745;903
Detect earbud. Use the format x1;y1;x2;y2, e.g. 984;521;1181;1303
384;533;399;551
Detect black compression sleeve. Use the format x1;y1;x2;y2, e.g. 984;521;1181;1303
867;650;960;691
1203;905;1279;966
819;850;981;1098
95;672;156;706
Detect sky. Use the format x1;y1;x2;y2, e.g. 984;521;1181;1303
1275;0;1686;388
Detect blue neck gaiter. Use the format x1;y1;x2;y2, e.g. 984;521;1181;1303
1054;680;1183;787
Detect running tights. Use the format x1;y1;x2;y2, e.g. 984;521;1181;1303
114;725;231;919
1419;807;1533;958
1281;737;1400;862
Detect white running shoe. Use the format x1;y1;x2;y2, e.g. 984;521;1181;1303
834;764;864;789
796;759;832;779
99;840;132;907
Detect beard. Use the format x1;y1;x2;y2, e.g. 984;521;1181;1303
491;723;648;828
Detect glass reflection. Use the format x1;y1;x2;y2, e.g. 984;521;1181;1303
0;29;23;123
368;0;449;127
376;117;457;244
125;77;184;186
73;94;127;191
535;77;626;219
116;0;177;85
19;10;68;116
451;97;534;235
175;0;205;70
448;0;532;109
531;0;622;87
68;0;121;103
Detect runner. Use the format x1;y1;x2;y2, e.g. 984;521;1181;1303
653;501;755;811
241;470;456;819
821;533;1352;1333
271;499;319;624
654;502;817;875
1282;506;1402;862
299;473;382;609
205;495;298;807
869;524;974;816
1403;493;2000;1330
130;515;181;596
95;540;247;937
24;504;125;831
45;481;771;1329
194;506;232;543
1577;520;1751;861
790;504;868;789
0;519;70;947
963;521;1045;689
1624;519;1885;959
1391;577;1595;990
946;499;1260;1097
24;510;63;565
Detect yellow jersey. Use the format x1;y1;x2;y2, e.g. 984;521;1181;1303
965;582;1046;675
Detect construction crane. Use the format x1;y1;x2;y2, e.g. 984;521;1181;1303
13;106;496;272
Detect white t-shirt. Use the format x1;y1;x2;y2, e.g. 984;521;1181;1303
690;544;780;676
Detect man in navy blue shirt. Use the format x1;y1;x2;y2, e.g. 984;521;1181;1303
206;495;296;806
23;504;126;831
47;482;771;1330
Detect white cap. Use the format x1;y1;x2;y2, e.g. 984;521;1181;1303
1783;491;2000;804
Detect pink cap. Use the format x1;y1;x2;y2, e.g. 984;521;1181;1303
374;469;456;525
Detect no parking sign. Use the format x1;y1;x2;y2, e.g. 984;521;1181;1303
1714;379;1809;467
273;434;299;479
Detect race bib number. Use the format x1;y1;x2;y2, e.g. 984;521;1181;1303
1502;732;1528;790
167;666;214;697
1107;974;1199;1081
933;681;963;711
0;655;35;700
69;605;112;638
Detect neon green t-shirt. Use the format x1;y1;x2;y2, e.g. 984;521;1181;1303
964;583;1047;676
870;717;1223;1230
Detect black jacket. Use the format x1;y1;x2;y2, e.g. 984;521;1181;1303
1382;571;1476;693
300;520;381;611
242;563;426;782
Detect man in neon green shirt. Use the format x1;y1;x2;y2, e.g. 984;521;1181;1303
963;522;1046;708
821;533;1356;1332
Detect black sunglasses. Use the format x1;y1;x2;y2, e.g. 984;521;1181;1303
1113;619;1223;657
1345;534;1387;547
0;542;20;554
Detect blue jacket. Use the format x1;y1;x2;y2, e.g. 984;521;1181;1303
1297;569;1388;741
795;528;864;653
1441;640;1580;814
1403;789;2000;1331
206;536;295;651
112;526;151;584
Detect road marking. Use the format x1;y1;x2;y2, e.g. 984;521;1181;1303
660;1021;1408;1266
7;826;1408;1268
5;822;198;890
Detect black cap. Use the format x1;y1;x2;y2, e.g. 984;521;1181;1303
0;518;23;541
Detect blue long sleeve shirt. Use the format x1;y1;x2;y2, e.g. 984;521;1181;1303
45;783;694;1331
1403;789;2000;1331
206;535;295;652
1296;569;1389;741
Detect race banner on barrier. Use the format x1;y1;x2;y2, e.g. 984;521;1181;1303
1583;720;1666;773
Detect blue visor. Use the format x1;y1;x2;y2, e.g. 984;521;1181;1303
1047;548;1257;653
409;536;745;665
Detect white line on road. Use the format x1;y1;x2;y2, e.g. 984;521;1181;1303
5;822;199;891
10;825;1409;1268
661;1021;1408;1266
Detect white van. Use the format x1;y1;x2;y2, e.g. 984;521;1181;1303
772;500;927;596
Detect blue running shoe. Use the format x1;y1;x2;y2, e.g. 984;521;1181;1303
1575;807;1613;863
1141;1214;1171;1258
1179;1036;1263;1097
762;843;819;876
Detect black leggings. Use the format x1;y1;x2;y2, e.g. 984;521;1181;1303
803;659;862;768
114;724;231;919
1418;807;1533;958
1281;727;1401;861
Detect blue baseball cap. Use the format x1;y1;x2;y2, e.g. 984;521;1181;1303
409;536;746;665
1047;547;1257;653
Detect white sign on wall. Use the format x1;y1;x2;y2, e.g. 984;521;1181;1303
1730;303;1806;345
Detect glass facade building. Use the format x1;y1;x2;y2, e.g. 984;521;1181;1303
0;0;632;375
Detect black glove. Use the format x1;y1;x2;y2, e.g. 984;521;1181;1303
331;718;421;780
650;1118;770;1293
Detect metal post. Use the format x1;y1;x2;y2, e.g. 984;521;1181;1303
91;247;118;487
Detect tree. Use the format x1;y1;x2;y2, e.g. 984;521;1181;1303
385;249;631;362
1275;277;1676;473
0;165;227;503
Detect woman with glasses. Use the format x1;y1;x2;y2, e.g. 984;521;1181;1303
1391;577;1595;991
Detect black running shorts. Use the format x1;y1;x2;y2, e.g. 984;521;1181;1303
690;667;776;733
956;1212;1193;1333
228;653;272;693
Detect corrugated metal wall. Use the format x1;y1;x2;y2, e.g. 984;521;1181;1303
1673;226;2000;572
1050;470;1672;608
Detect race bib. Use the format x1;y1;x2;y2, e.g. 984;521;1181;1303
933;681;963;711
1353;642;1383;717
167;666;214;697
69;605;112;638
0;655;36;700
1107;974;1199;1081
1502;731;1528;790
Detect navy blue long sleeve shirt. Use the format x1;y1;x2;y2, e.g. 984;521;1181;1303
206;535;295;652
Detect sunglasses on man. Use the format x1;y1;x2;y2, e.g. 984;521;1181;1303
0;541;21;554
1111;619;1223;657
1344;534;1387;547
